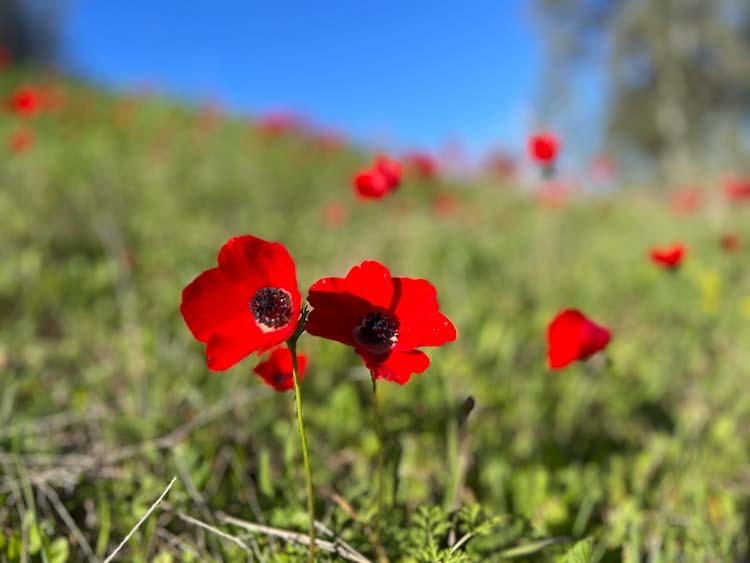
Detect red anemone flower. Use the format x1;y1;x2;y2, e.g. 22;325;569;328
528;132;559;165
8;129;34;153
353;155;402;199
649;244;686;270
254;347;307;392
9;129;33;153
670;189;702;216
257;112;305;137
720;234;741;253
404;151;438;180
323;201;347;226
536;181;571;209
305;261;456;385
724;177;750;202
432;193;459;217
9;87;42;117
181;235;301;371
547;309;611;370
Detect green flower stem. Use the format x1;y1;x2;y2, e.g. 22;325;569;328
288;311;315;563
371;376;386;543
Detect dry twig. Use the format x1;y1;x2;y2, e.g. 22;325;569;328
103;476;177;563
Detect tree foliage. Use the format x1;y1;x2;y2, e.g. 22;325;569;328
0;0;59;65
535;0;750;183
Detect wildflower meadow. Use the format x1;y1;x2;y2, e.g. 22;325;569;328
2;58;750;562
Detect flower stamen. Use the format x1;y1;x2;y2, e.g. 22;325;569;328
250;287;293;331
354;311;399;355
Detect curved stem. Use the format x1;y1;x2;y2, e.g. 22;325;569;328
289;338;316;562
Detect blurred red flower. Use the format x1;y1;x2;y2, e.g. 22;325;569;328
254;347;307;392
257;112;306;137
484;149;517;182
353;155;402;200
724;177;750;202
8;129;33;153
649;244;686;270
720;234;741;253
536;181;571;208
404;151;438;180
528;132;559;165
9;87;43;117
432;193;459;217
313;129;346;152
305;260;456;384
323;201;347;226
547;309;611;370
670;189;702;216
591;154;616;183
181;235;302;371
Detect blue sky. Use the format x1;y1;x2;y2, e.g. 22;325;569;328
59;1;544;157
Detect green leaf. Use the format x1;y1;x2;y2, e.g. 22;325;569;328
48;538;70;563
152;550;174;563
499;537;569;558
27;517;42;555
7;532;22;560
561;537;593;563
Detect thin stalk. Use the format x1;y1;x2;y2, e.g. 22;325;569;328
371;376;385;543
288;334;316;563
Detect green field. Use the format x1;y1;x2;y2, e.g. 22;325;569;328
2;71;750;562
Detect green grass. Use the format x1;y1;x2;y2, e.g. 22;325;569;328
1;69;750;562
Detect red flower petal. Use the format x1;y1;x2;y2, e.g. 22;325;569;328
547;309;611;370
353;155;401;200
306;277;370;347
724;177;750;202
343;261;396;308
529;132;559;164
362;349;430;385
9;87;42;117
254;347;307;392
374;155;402;186
9;129;33;153
354;170;390;199
392;278;456;349
720;234;741;252
181;267;251;343
649;244;686;270
206;325;268;371
404;152;438;180
218;235;298;290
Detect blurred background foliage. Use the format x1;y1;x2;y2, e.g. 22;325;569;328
536;0;750;183
0;0;59;65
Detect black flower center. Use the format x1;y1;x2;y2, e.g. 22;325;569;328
249;287;292;330
354;311;399;355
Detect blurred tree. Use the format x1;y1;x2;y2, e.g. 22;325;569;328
0;0;60;64
534;0;750;184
